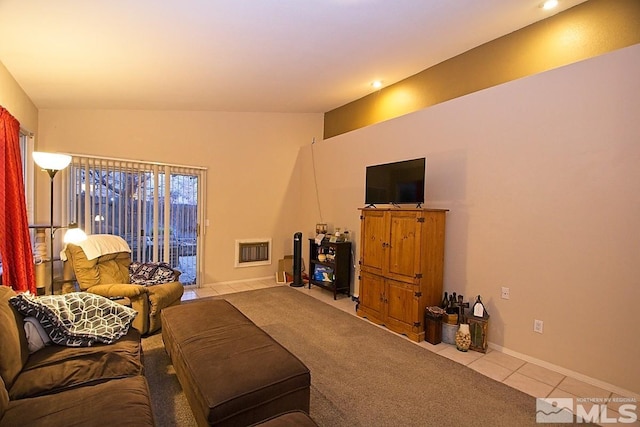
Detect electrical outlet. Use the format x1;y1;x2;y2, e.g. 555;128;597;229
501;287;510;300
534;319;544;334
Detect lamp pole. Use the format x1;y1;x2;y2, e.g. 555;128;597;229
33;152;72;295
45;169;57;295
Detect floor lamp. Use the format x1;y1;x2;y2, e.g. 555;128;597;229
32;152;85;294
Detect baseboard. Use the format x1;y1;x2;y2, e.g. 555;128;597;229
488;342;640;400
199;276;275;287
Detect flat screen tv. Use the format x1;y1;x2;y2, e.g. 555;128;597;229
365;157;425;206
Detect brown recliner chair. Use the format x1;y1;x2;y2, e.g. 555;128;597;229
63;235;184;335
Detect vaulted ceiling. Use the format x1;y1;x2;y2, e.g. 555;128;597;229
0;0;588;113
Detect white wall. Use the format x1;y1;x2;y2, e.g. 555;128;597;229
0;61;38;133
298;44;640;394
36;110;324;284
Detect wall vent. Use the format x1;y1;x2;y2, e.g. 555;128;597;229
235;238;272;268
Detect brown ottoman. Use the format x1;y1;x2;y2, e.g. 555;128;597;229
161;299;310;427
252;410;318;426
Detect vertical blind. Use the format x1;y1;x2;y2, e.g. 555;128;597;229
63;155;206;285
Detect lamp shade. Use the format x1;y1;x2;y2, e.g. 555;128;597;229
33;152;72;171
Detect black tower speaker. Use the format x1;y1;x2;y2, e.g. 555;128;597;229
289;231;304;287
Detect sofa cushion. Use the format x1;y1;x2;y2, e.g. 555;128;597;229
66;244;131;290
0;376;9;422
0;287;29;389
146;281;184;317
9;292;138;346
95;252;132;285
7;327;143;399
0;375;155;427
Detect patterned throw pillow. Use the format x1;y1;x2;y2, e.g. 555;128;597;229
129;261;176;285
9;292;138;346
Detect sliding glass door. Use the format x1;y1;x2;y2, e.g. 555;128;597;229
65;156;206;286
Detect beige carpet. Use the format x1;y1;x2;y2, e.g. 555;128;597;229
142;286;551;426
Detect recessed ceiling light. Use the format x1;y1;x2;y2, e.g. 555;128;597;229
541;0;558;10
371;80;383;89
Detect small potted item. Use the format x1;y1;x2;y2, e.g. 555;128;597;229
455;323;471;352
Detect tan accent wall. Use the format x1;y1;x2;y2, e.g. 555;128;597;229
324;0;640;139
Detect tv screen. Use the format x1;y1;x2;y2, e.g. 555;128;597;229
365;158;425;206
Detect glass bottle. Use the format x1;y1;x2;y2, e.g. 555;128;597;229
441;292;449;309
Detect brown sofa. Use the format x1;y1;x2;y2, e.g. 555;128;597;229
0;286;155;426
64;239;184;335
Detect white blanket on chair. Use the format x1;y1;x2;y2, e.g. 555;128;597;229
61;234;131;261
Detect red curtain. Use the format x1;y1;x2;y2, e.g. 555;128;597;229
0;106;36;293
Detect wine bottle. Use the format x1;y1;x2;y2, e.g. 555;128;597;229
441;292;449;309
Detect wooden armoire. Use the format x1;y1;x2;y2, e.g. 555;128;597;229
357;208;447;342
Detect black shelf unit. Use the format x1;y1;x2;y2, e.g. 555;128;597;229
308;238;351;299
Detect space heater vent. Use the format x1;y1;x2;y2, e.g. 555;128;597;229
235;238;272;268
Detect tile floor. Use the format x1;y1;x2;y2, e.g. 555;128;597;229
183;279;639;426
